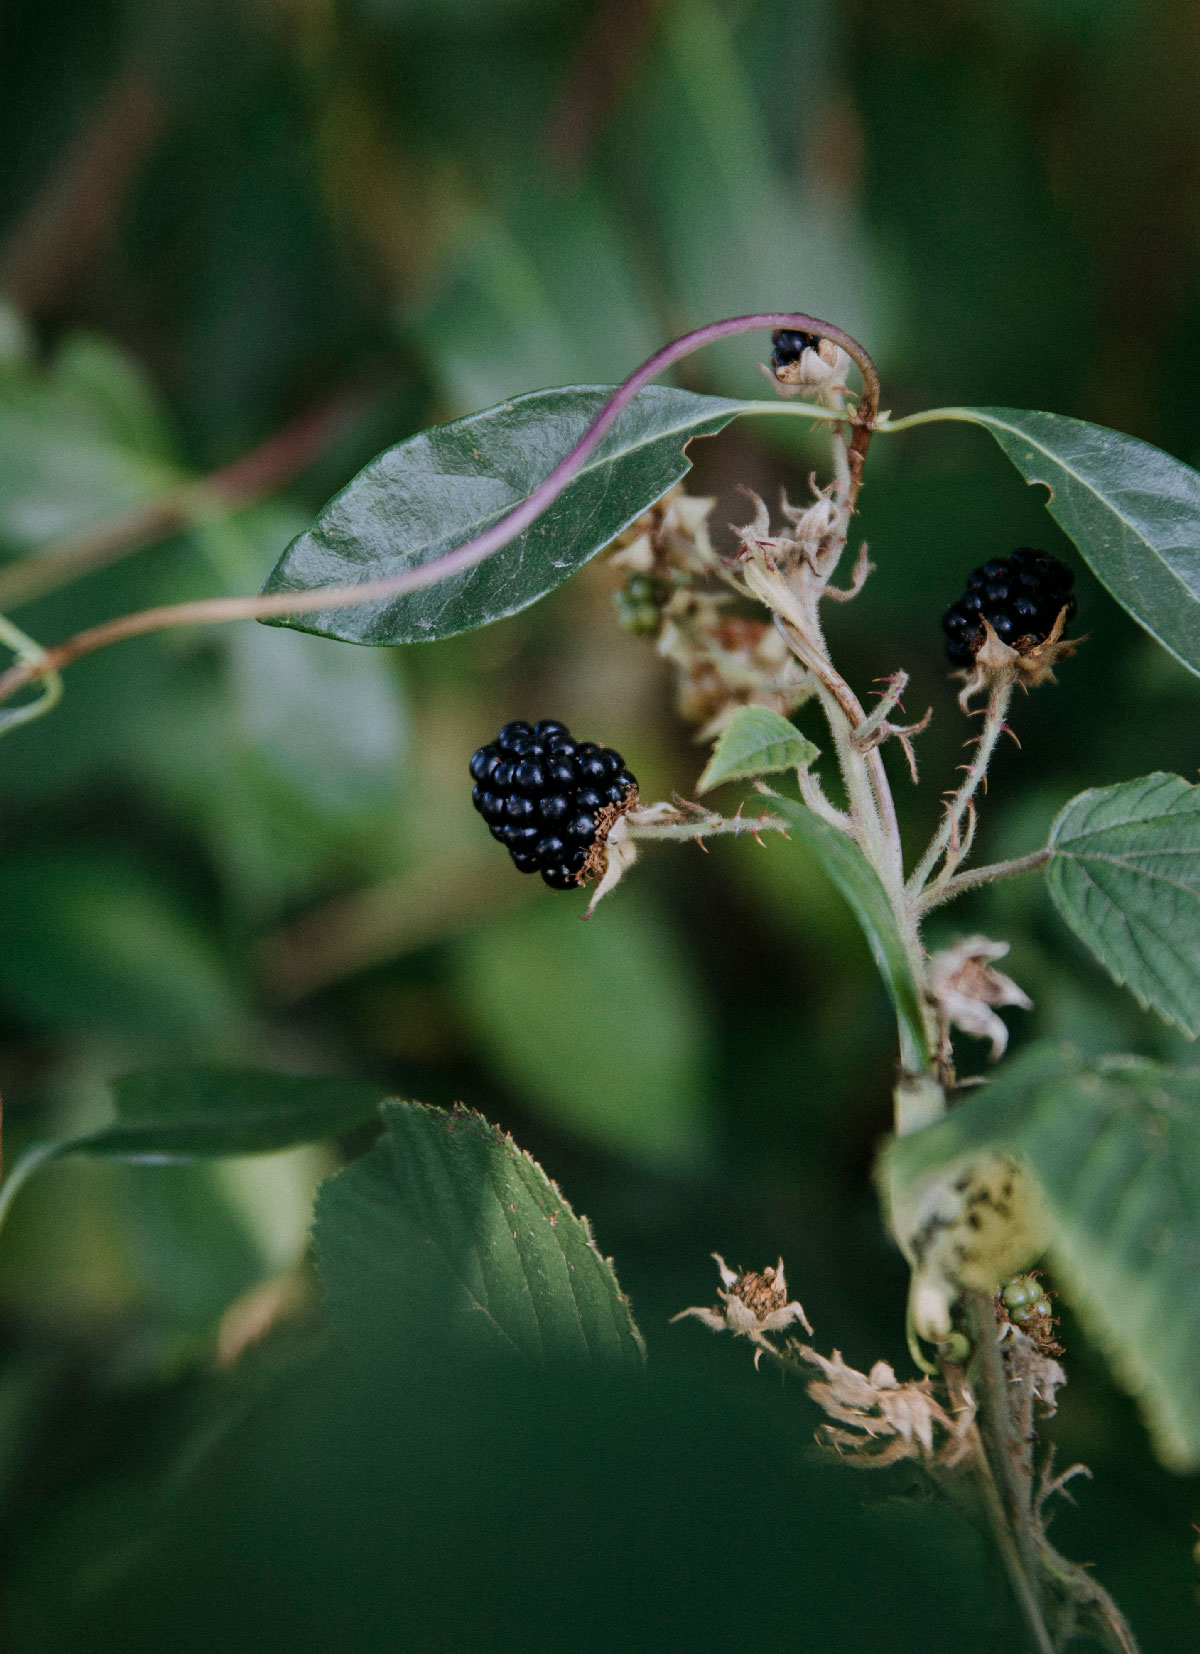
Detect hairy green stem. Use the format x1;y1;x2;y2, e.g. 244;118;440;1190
907;680;1014;900
918;847;1051;914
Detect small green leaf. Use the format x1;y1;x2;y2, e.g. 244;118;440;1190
0;1069;388;1230
940;408;1200;676
313;1100;645;1368
884;1044;1200;1470
1046;772;1200;1036
696;706;819;794
261;384;740;645
767;797;930;1072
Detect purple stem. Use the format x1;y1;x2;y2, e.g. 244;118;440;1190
0;314;880;703
266;312;880;619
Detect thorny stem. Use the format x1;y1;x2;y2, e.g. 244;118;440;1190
0;314;879;715
918;847;1052;914
907;679;1015;902
623;807;787;844
962;1295;1055;1654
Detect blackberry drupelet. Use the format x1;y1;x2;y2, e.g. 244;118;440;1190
770;328;819;373
942;548;1076;666
469;719;638;890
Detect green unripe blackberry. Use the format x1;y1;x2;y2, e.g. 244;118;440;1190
613;574;663;637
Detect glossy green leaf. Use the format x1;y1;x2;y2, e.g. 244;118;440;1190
885;1044;1200;1470
696;706;819;794
1047;772;1200;1036
456;897;711;1167
767;797;931;1071
942;408;1200;676
261;384;740;644
314;1100;645;1368
0;1069;388;1231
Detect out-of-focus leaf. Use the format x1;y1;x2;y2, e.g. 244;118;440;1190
767;797;931;1071
697;706;818;794
884;1044;1200;1470
939;408;1200;676
260;385;740;644
628;0;879;392
0;1069;388;1233
314;1100;645;1367
11;1341;1026;1653
0;852;241;1044
1047;772;1200;1036
407;182;659;410
457;896;712;1167
0;333;180;555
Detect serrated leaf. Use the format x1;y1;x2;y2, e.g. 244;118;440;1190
696;706;819;794
767;797;931;1072
313;1100;645;1368
942;407;1200;676
261;384;740;644
1046;772;1200;1036
884;1044;1200;1470
0;1069;388;1230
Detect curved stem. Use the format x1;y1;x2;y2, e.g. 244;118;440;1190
0;314;880;713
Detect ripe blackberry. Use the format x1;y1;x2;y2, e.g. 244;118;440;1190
770;328;819;373
942;548;1076;666
469;719;637;890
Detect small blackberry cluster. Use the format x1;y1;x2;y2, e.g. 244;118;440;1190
770;328;819;374
942;548;1076;666
470;720;638;890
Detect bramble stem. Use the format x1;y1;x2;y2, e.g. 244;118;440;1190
907;680;1014;901
918;847;1051;914
0;314;880;717
624;808;787;844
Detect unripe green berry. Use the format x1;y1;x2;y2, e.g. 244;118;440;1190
612;588;660;637
1001;1275;1041;1310
939;1331;971;1365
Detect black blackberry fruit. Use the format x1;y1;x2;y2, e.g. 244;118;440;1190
469;720;637;890
942;548;1076;666
770;328;820;373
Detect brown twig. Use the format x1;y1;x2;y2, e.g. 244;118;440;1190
0;382;378;613
0;69;164;316
542;0;666;169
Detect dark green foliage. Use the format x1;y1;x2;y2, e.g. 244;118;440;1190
0;4;1197;1651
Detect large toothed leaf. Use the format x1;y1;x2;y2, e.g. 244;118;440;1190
696;706;819;794
313;1100;645;1368
767;796;930;1071
261;384;739;644
0;1069;388;1229
942;408;1200;676
1046;772;1200;1036
884;1045;1200;1470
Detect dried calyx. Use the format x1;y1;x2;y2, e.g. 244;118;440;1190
609;488;812;740
766;328;849;400
943;549;1082;709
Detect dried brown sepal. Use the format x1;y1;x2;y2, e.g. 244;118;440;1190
577;785;640;886
766;337;847;399
956;608;1083;712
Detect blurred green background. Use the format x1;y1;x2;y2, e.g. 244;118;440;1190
0;0;1197;1647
